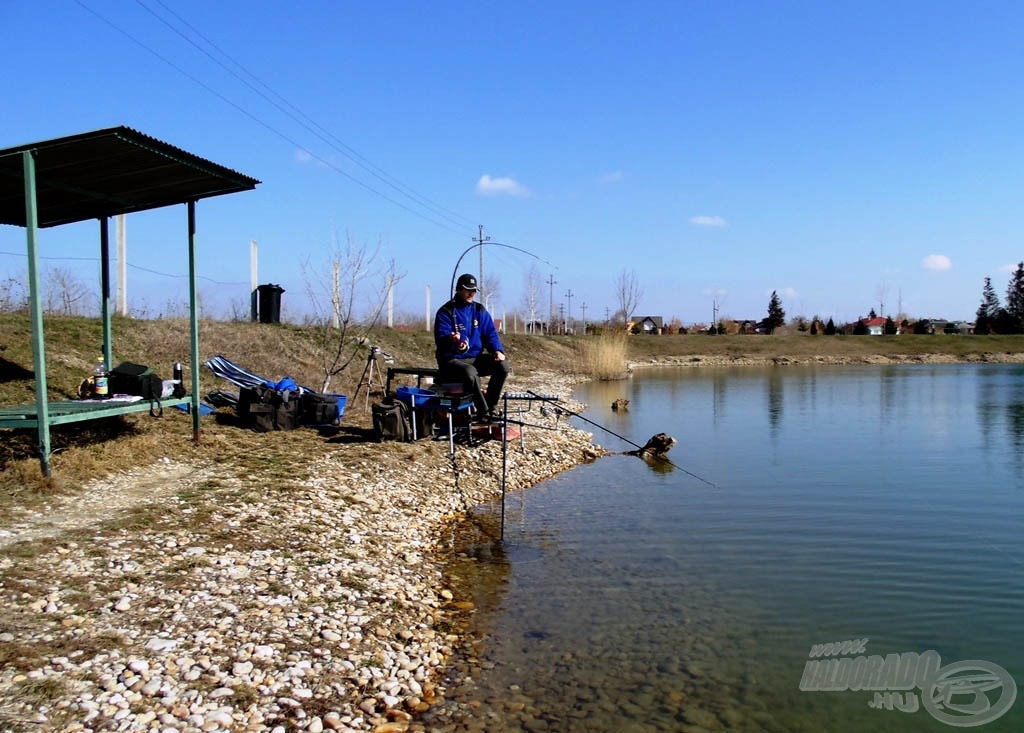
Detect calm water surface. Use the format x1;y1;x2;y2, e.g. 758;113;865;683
433;364;1023;732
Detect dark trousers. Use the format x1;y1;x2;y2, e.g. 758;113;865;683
439;353;510;415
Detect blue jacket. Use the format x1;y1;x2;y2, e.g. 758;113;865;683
434;298;505;362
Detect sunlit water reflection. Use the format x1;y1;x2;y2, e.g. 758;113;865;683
427;364;1024;732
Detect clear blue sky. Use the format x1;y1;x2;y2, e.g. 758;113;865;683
3;0;1023;326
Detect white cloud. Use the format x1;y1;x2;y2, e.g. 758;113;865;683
701;288;727;297
1000;262;1018;273
476;174;530;197
778;287;799;299
690;215;727;227
922;254;952;271
599;171;624;184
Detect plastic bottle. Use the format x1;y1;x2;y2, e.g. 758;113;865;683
173;361;183;383
93;356;109;399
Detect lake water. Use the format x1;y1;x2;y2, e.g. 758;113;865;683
428;364;1023;732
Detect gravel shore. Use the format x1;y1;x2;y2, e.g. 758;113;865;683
0;371;601;733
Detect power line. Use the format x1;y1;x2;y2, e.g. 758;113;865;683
0;250;246;285
136;0;477;232
72;0;471;238
0;250;96;262
128;263;248;285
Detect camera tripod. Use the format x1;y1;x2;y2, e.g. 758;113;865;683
354;351;386;410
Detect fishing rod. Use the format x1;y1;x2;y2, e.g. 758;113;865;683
525;390;721;490
449;240;554;298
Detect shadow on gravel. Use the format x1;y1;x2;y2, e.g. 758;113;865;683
326;426;376;444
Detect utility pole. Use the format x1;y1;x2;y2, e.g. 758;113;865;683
712;298;719;333
565;289;574;334
476;225;490;304
250;239;259;322
546;273;557;335
558;303;566;335
115;215;127;316
581;302;588;335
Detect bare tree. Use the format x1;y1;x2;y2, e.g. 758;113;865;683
229;296;251;322
44;267;92;315
302;233;403;393
482;274;502;311
0;276;28;313
521;264;542;333
615;267;643;325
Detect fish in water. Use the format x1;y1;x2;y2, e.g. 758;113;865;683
611;398;630;411
625;433;677;458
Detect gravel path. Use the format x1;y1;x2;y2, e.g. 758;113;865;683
0;461;214;551
0;371;601;733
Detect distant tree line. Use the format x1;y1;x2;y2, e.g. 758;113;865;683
975;263;1024;334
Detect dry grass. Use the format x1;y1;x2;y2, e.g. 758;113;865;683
573;332;630;379
2;312;1024;507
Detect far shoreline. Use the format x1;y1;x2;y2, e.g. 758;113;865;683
626;350;1024;370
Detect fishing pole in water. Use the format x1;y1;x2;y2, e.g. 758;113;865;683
526;390;722;490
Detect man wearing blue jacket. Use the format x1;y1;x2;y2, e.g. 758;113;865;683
434;273;510;421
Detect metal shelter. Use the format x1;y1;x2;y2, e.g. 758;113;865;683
0;126;259;475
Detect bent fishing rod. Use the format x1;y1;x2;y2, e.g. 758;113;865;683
449;240;555;298
525;390;721;490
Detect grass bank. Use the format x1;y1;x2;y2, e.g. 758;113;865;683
2;312;1023;497
623;331;1024;365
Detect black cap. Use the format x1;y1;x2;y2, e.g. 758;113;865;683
456;273;478;291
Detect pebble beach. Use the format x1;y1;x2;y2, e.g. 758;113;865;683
0;371;601;733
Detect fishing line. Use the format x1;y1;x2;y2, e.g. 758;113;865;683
525;390;721;490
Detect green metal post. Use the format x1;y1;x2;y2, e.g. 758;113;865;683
23;150;52;475
187;200;201;442
99;217;113;368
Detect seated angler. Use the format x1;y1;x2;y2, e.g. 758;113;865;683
434;273;510;421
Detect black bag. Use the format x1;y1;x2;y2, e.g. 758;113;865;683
238;385;301;432
410;405;436;440
372;398;411;442
300;391;340;426
108;361;164;415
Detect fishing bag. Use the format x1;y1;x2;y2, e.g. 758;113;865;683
238;385;301;432
372;398;411;442
300;391;340;426
108;361;164;415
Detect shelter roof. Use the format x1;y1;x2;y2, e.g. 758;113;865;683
0;125;259;228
